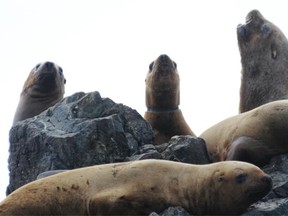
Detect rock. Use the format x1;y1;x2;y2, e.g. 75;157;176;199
7;91;154;194
159;135;211;164
149;206;191;216
125;136;210;164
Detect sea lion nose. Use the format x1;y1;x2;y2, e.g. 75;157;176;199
160;54;169;61
262;175;272;187
245;10;265;26
44;62;54;70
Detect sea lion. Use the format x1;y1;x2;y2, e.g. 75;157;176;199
238;10;288;113
144;54;195;144
200;100;288;167
12;61;66;124
0;159;272;215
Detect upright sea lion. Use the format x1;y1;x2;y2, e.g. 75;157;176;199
238;10;288;113
200;100;288;167
144;54;195;144
12;62;66;124
0;159;272;215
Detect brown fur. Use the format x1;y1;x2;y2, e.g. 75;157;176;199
12;62;66;124
144;54;195;144
0;159;271;215
238;10;288;113
200;100;288;167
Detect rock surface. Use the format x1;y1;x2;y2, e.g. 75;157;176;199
7;91;288;215
7;91;153;194
7;91;208;195
149;206;191;216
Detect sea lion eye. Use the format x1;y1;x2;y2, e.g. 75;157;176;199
173;62;177;69
35;64;41;70
235;173;247;184
149;62;154;71
59;67;63;75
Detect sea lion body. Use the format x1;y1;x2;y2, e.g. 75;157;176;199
0;159;271;215
12;62;66;124
144;54;195;144
238;10;288;113
200;100;288;167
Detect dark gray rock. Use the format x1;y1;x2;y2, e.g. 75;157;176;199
149;206;191;216
7;91;154;194
160;135;211;164
125;136;210;164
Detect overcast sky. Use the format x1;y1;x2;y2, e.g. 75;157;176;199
1;0;288;200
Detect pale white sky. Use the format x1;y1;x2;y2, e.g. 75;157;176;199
0;0;287;200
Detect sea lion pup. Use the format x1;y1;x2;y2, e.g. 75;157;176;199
12;61;66;124
238;10;288;113
0;159;272;215
144;54;195;144
200;100;288;167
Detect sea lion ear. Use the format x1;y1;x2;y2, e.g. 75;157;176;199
32;63;41;73
149;62;154;71
173;61;177;69
271;44;277;59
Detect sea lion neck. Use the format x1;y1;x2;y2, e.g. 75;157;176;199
146;106;179;113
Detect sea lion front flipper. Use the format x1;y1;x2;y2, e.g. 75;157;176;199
227;136;271;167
88;191;154;215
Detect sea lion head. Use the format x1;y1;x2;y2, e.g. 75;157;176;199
237;9;288;66
12;62;66;124
237;10;288;112
237;10;288;54
145;54;180;111
22;61;66;96
209;161;272;214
